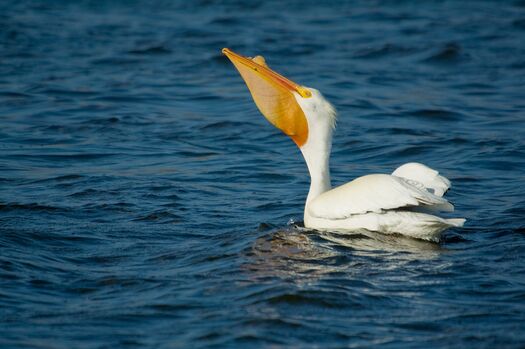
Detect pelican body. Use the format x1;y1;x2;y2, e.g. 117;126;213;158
222;48;465;242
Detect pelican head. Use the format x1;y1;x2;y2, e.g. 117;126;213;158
222;48;336;149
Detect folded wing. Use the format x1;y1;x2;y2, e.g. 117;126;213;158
308;173;454;220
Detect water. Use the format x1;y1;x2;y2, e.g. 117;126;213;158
1;1;525;348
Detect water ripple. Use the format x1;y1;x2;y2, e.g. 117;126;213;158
1;1;524;348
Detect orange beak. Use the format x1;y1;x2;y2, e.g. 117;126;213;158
222;48;310;147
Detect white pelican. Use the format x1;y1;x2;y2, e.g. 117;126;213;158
222;48;465;242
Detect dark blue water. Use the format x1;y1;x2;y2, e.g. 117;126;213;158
1;1;525;348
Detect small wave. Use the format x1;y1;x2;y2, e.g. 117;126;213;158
82;202;135;212
209;17;245;25
265;291;362;309
0;91;32;98
381;127;434;136
200;121;249;130
510;60;525;69
81;117;120;125
36;88;98;97
28;174;84;184
90;95;148;103
353;44;416;59
68;189;120;198
91;57;143;66
406;108;463;121
128;45;171;55
395;320;443;332
177;150;220;158
132;210;182;222
0;226;104;249
422;42;469;64
0;203;67;213
512;18;525;29
441;232;470;243
341;98;380;110
147;303;202;312
7;153;118;161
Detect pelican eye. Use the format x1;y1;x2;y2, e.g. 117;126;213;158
297;87;312;98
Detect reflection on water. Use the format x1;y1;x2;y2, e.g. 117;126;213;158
247;226;443;284
315;229;444;255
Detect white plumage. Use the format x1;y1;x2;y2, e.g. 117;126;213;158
295;89;465;242
222;48;465;242
392;162;451;197
308;174;452;219
304;172;464;242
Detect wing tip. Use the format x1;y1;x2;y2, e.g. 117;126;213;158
446;218;466;227
393;162;452;198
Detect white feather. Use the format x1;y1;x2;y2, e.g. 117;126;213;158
392;162;451;197
308;174;453;220
291;88;465;242
305;211;464;242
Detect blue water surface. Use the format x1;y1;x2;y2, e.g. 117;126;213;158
1;1;525;348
